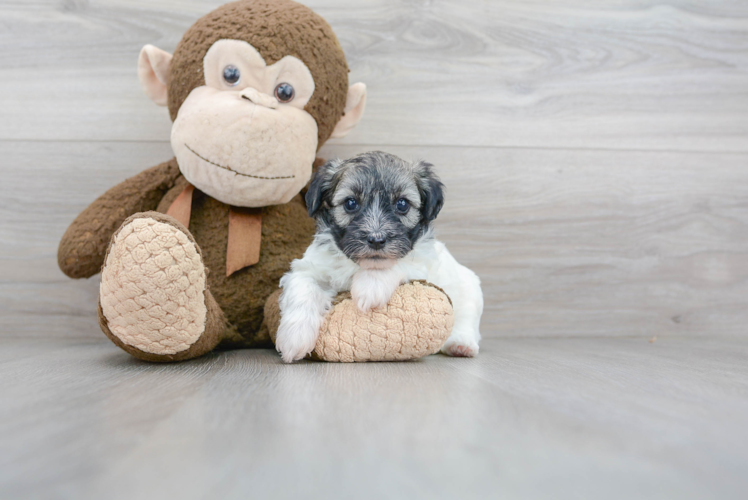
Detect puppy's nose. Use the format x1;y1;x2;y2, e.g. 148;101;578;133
367;234;387;250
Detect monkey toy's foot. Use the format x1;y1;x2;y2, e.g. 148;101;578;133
98;212;225;362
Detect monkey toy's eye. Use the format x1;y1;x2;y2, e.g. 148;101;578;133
344;198;359;212
223;65;241;86
274;82;295;103
396;198;410;213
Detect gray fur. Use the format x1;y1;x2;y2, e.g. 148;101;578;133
305;151;445;262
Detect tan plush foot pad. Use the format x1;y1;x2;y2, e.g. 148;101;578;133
100;215;207;355
266;281;454;362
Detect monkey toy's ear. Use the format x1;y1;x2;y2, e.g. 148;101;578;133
138;45;173;106
330;83;367;139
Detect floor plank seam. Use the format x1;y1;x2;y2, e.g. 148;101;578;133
3;138;748;157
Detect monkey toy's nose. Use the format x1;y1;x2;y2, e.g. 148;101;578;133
240;87;278;109
367;234;387;250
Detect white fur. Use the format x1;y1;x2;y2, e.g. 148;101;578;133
350;267;406;312
276;231;483;362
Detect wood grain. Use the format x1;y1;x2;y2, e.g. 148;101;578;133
1;1;746;337
0;0;747;151
1;337;747;499
2;140;747;339
2;1;748;498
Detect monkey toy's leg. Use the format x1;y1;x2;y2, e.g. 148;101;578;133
98;212;226;362
58;159;182;280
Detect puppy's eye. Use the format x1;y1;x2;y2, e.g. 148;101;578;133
344;198;359;212
274;82;295;103
223;65;241;86
396;198;410;213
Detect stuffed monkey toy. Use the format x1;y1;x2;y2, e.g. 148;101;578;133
58;0;453;362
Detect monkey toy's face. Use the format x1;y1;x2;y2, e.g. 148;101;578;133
171;40;318;207
137;0;366;208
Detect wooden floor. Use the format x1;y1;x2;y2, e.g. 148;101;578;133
1;0;748;498
1;336;747;499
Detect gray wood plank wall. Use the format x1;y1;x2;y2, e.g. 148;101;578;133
1;0;747;339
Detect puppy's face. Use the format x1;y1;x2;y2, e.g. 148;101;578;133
306;151;444;264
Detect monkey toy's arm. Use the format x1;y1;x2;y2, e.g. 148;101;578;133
58;158;182;279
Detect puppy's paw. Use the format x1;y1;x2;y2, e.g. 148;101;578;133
352;288;389;313
441;339;480;358
350;269;401;313
275;321;320;363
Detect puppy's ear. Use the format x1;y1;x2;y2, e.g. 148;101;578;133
305;159;342;217
415;160;445;222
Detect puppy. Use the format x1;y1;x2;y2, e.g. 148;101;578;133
275;151;483;363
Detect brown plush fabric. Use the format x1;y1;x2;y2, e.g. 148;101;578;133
312;157;327;171
59;160;316;353
155;182;316;347
97;212;227;362
58;1;352;362
58;159;182;279
167;0;349;148
158;174;192;213
265;281;455;362
263;288;283;340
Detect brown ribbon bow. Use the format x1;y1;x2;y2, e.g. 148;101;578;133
166;184;262;276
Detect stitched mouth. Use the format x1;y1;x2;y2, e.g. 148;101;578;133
185;144;295;180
